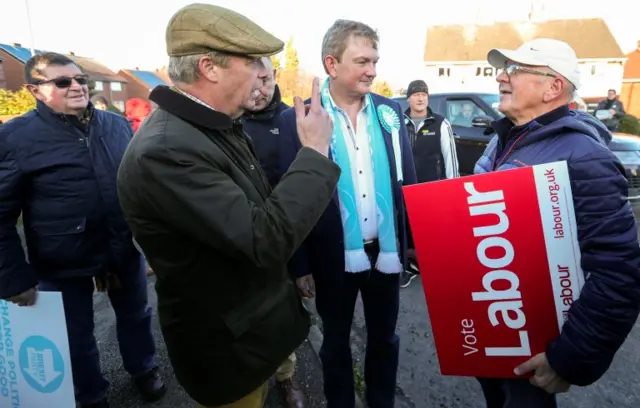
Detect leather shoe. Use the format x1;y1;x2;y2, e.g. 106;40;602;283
134;367;167;402
277;378;305;408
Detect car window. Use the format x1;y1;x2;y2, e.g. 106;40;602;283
613;150;640;165
478;94;504;118
446;99;487;127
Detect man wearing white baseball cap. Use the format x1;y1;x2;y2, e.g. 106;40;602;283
474;38;640;408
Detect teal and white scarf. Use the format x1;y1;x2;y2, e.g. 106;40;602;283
320;78;403;274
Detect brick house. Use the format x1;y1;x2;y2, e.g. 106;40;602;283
154;67;172;86
422;18;626;101
621;41;640;117
0;56;6;89
118;68;170;105
0;43;128;111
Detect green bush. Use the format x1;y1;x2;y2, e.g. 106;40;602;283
0;88;36;115
618;114;640;136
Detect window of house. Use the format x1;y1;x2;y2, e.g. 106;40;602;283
94;81;104;91
445;99;487;127
113;100;125;112
438;67;451;77
111;82;122;92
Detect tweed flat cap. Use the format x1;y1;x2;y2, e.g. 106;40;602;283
166;3;284;58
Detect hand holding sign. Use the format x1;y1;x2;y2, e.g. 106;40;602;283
401;161;584;378
515;352;571;394
8;287;38;306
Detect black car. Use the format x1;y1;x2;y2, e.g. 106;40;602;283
609;133;640;201
394;93;640;201
393;92;502;175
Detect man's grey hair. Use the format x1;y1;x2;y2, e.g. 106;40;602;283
167;51;229;84
321;19;379;74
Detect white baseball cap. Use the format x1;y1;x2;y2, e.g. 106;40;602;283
487;38;581;90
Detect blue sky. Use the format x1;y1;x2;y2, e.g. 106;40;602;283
1;0;638;90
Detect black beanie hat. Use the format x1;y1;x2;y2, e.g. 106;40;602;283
407;80;429;97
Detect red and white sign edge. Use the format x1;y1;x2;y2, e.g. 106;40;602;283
533;160;585;332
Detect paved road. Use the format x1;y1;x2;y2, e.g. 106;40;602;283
93;276;326;408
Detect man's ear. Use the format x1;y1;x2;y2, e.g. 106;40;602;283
543;78;564;103
199;55;221;83
26;84;46;103
324;55;339;79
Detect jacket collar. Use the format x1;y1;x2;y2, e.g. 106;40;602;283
36;100;95;127
492;105;570;145
243;85;284;122
149;85;233;131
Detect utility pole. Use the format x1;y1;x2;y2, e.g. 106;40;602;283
24;0;37;56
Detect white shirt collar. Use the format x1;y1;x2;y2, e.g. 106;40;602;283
177;88;216;111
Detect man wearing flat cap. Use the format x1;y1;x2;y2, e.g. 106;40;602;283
474;38;640;408
116;3;339;408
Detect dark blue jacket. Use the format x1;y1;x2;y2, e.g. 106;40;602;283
0;101;141;299
475;105;640;386
278;93;417;278
241;85;289;188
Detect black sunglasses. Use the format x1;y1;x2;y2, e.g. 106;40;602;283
32;74;89;88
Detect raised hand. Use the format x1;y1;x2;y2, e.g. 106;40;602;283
294;77;333;157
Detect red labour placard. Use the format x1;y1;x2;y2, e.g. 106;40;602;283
402;161;584;378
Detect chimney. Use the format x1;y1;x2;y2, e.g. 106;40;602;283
12;42;22;48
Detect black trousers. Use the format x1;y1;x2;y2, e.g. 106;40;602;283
314;265;400;408
478;378;558;408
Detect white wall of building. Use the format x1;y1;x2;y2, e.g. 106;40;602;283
423;60;626;98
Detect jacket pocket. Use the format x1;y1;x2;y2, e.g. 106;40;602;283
31;218;88;266
33;217;86;236
222;281;291;339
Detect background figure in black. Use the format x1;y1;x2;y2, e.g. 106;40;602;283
240;56;305;408
401;79;459;288
242;57;290;187
595;89;626;132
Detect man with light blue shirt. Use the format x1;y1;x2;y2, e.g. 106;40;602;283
278;19;417;408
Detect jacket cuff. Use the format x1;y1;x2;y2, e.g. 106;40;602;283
0;271;38;299
546;336;602;387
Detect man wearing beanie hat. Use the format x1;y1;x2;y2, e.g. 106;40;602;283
400;80;459;288
404;80;458;184
117;4;339;408
473;38;640;408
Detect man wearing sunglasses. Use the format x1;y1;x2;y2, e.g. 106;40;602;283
473;38;640;407
0;52;165;408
